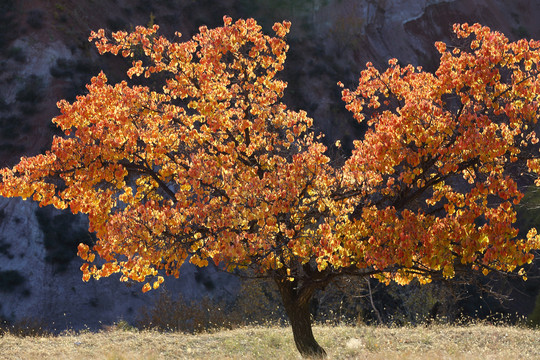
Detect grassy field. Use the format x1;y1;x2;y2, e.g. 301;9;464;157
1;324;539;359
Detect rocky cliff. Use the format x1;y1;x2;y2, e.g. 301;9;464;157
1;0;539;329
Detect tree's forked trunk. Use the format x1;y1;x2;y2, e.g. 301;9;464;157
275;278;327;358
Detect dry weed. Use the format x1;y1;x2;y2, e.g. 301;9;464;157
0;324;538;359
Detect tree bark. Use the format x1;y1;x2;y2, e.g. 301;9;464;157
275;278;327;358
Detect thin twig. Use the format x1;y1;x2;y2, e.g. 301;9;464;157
366;279;383;324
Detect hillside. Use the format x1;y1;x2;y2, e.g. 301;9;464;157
0;0;540;331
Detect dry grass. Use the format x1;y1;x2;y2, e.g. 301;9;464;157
1;324;539;359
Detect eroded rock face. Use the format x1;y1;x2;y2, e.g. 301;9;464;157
0;198;238;330
1;0;539;329
0;198;45;319
283;0;540;149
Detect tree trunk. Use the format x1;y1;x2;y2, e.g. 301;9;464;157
275;278;327;358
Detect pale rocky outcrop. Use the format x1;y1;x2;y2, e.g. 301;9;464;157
0;197;238;329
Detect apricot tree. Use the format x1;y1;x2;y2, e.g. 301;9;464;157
1;18;540;357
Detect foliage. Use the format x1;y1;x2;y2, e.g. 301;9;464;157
336;23;540;284
2;18;540;357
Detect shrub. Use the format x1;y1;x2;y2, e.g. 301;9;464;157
384;280;451;325
15;75;43;103
137;275;385;332
229;276;285;325
0;317;51;337
194;267;215;291
0;239;13;259
102;318;137;332
0;98;10;111
7;47;25;62
0;143;25;153
106;17;128;32
0;270;25;292
0;0;16;50
137;291;233;333
50;58;75;78
1;115;30;139
35;207;95;273
528;291;540;327
26;9;44;30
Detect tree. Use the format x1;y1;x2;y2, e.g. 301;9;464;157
1;18;540;357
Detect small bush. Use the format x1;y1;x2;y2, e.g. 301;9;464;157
0;115;26;139
35;207;95;273
0;270;25;292
0;239;13;259
514;25;530;39
0;317;51;337
19;103;39;115
137;275;385;333
0;97;10;111
26;9;44;29
15;75;43;103
61;83;83;103
106;17;128;32
0;0;16;50
50;58;74;78
385;280;448;325
0;143;25;153
137;291;234;333
194;267;215;291
74;59;96;74
7;47;25;62
102;319;137;332
528;291;540;327
135;0;155;14
231;276;285;325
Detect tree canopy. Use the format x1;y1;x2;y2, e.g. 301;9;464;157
1;18;540;357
